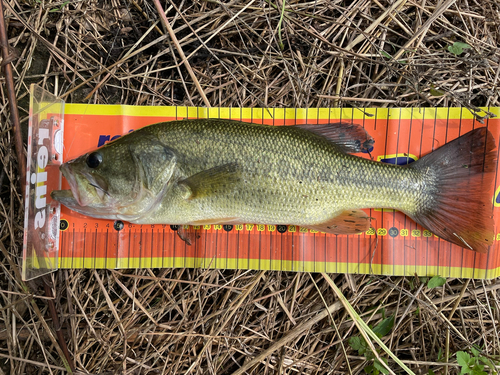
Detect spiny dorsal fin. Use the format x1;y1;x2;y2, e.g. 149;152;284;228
294;122;374;153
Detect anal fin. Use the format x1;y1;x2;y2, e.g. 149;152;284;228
304;209;371;234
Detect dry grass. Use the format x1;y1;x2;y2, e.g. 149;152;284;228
1;0;500;374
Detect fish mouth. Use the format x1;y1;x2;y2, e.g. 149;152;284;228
51;165;117;219
57;164;79;201
50;189;119;220
50;189;77;205
55;164;109;207
51;161;157;222
60;164;89;206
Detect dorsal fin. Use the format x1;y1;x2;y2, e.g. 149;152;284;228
294;122;374;153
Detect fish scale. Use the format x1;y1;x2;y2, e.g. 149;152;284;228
141;119;424;225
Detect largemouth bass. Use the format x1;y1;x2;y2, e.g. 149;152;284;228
51;119;496;252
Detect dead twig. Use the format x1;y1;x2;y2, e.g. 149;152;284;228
0;0;24;192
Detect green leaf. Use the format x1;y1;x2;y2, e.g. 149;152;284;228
457;351;472;373
454;42;471;50
477;356;489;365
373;316;395;338
365;350;376;361
381;51;392;59
430;85;445;97
364;364;376;374
49;1;69;12
471;347;480;357
349;336;368;355
349;336;363;351
448;41;471;56
448;45;461;55
478;356;498;373
437;348;443;361
427;276;446;289
456;350;470;365
428;370;436;375
374;358;390;374
471;363;486;375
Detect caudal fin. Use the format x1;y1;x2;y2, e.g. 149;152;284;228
409;127;496;253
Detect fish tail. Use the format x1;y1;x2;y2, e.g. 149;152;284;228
408;127;496;253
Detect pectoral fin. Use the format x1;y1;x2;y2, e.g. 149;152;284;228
178;163;241;200
305;209;371;234
177;225;200;246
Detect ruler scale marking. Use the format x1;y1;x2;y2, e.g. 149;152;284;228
44;106;500;278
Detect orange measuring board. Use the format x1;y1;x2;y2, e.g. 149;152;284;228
56;105;500;279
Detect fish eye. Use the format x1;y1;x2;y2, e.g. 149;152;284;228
86;152;103;169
